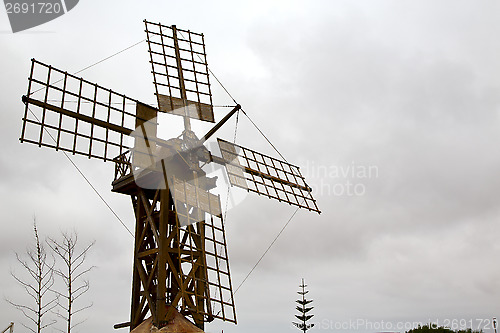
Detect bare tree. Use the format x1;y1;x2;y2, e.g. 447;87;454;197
47;231;95;333
6;221;57;333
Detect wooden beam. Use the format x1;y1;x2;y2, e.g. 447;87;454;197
22;95;133;136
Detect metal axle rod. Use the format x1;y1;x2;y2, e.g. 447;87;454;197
200;104;241;143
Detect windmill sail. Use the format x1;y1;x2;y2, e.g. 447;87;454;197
133;102;159;169
217;138;321;214
145;20;214;122
172;176;222;225
20;59;158;163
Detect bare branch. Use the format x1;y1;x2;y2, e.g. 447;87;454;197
20;321;37;333
40;319;57;330
73;266;95;281
5;298;37;315
47;229;95;333
70;315;89;330
72;302;93;315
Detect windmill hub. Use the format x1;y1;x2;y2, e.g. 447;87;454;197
181;130;199;150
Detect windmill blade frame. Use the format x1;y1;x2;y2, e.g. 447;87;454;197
20;59;158;163
145;20;214;123
216;138;321;214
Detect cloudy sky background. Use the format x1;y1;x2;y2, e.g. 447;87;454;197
1;1;499;332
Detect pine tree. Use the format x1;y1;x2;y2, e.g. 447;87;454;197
292;278;314;333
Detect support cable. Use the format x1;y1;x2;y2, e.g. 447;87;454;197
216;203;302;317
30;39;146;96
177;30;237;104
222;110;240;222
240;107;288;162
207;66;237;105
177;29;287;162
27;111;135;237
233;205;301;295
73;39;146;75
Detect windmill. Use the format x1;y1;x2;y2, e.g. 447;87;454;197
19;20;321;331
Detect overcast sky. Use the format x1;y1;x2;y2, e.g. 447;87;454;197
1;1;499;333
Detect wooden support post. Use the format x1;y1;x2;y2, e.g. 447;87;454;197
129;195;142;331
157;185;169;327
